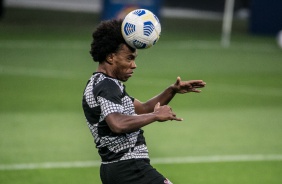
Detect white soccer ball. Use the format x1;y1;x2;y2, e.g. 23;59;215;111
121;9;161;49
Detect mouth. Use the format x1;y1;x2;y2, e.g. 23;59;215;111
121;73;133;82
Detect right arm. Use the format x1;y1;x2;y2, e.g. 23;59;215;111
105;102;182;134
134;77;206;114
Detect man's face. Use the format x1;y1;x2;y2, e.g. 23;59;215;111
111;44;138;82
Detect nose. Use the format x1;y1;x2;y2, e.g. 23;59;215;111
131;61;137;69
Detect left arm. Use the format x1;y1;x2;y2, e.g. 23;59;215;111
134;76;206;114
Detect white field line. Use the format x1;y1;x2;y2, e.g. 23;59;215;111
0;40;278;53
158;41;278;53
134;78;282;97
1;154;282;171
212;84;282;97
1;65;282;97
0;40;89;50
6;0;101;13
0;65;77;79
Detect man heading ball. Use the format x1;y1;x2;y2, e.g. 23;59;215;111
82;19;206;184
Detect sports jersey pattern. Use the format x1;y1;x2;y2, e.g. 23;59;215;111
82;72;149;163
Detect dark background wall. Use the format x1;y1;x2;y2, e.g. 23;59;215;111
163;0;250;12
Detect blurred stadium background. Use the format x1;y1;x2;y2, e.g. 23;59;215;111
1;0;282;183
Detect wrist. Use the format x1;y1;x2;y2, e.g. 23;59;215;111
168;84;177;94
151;112;160;122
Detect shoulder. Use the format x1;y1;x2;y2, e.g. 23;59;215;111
95;77;123;92
93;73;124;98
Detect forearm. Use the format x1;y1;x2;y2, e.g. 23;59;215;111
106;112;158;134
140;85;176;113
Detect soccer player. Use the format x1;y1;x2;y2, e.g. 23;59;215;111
82;19;206;184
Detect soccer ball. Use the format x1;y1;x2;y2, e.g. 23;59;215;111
121;9;161;49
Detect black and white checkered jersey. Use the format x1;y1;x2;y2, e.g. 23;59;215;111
82;72;149;163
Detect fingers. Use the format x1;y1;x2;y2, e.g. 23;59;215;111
155;104;183;122
170;109;183;121
191;89;202;93
154;102;160;110
173;77;206;94
189;80;206;87
171;113;183;121
173;117;184;121
181;80;205;85
183;80;206;93
191;85;205;88
175;76;181;86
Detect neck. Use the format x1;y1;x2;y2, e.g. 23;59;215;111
97;62;115;78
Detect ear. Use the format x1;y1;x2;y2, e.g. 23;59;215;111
106;53;114;65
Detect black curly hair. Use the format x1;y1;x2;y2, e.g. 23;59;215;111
90;19;135;63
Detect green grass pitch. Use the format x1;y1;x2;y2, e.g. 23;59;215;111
1;8;282;184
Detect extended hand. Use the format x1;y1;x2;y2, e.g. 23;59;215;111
153;102;183;122
172;76;206;94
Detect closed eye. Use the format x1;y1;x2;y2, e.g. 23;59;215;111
127;55;137;61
